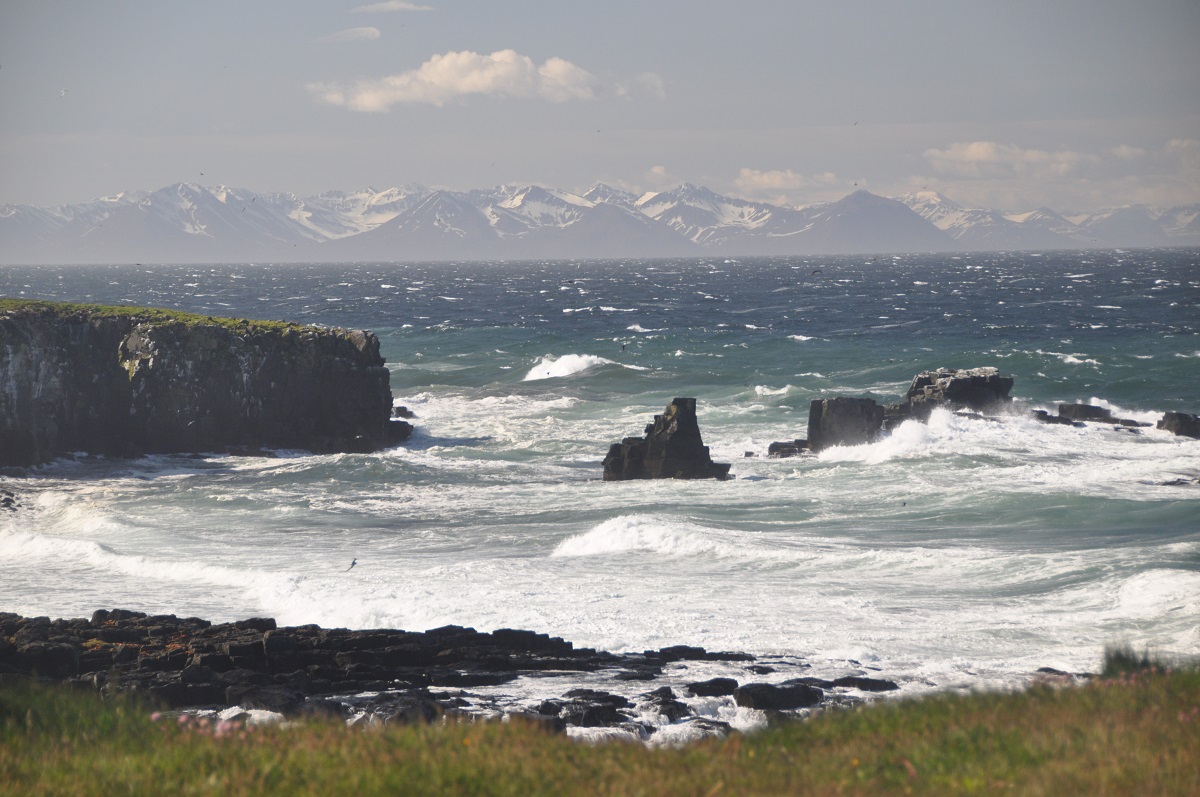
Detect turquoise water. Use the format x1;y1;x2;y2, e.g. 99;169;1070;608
2;249;1198;716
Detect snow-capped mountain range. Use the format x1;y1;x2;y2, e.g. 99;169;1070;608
2;182;1197;264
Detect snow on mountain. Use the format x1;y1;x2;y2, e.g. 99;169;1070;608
298;186;428;238
901;192;1089;250
634;183;787;247
581;183;638;206
508;200;692;259
3;181;1197;265
492;185;594;230
323;190;501;261
1070;205;1200;248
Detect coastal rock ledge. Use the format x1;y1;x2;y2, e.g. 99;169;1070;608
0;300;412;466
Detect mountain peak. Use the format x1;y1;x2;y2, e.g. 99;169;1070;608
4;181;1196;264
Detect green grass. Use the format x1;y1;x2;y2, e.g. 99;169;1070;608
3;658;1197;796
0;298;315;335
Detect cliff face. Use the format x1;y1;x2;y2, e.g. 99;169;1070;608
0;301;411;466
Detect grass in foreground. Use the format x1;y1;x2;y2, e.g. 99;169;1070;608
2;661;1197;796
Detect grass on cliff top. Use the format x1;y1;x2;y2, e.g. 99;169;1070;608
0;298;319;335
2;650;1197;797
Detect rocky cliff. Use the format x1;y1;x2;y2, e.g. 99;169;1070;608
0;300;412;466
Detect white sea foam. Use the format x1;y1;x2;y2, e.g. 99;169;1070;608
1036;349;1101;366
522;354;644;381
550;515;736;559
788;335;815;341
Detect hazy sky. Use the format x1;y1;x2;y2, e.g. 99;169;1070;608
2;0;1198;210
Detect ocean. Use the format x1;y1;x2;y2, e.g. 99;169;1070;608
2;249;1198;737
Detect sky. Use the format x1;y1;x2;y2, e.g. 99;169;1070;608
2;0;1198;211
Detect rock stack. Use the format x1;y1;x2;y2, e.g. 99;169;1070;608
0;301;413;466
603;398;731;481
806;397;886;452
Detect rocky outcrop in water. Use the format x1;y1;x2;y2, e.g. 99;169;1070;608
904;367;1014;415
0;301;412;466
807;397;886;453
1031;403;1152;430
603;397;731;481
1158;411;1200;439
803;367;1016;453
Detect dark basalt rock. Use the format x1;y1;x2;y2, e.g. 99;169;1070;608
0;610;907;736
640;686;692;722
807;397;885;453
687;677;739;697
603;398;731;481
733;682;824;710
767;440;808;458
1031;409;1082;426
1158;411;1200;439
1058;403;1113;422
548;689;634;727
831;675;900;692
1033;404;1151;428
0;301;414;466
905;367;1014;416
799;367;1016;452
646;645;754;663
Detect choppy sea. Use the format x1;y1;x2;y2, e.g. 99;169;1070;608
2;250;1198;737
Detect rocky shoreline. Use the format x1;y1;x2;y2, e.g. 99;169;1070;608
0;609;921;738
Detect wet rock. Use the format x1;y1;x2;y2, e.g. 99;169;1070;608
640;687;692;722
1057;403;1112;422
832;675;900;692
603;398;731;481
1031;409;1081;426
687;677;739;697
807;397;885;452
767;440;808;458
906;367;1014;415
1158;411;1200;439
555;689;634;727
733;682;824;710
646;645;754;663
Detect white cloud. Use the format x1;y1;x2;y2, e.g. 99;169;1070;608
923;141;1095;179
1166;138;1200;169
309;49;599;110
615;72;667;101
1111;144;1146;160
734;168;840;193
316;27;381;43
351;1;432;12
